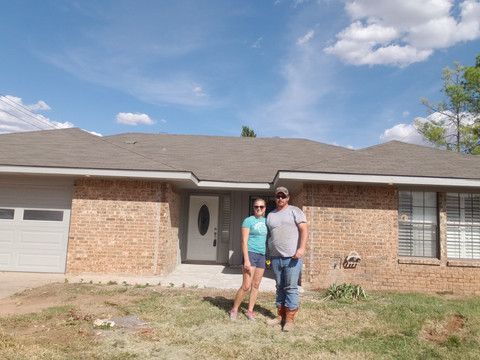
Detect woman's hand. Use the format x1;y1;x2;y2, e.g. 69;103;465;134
243;261;252;273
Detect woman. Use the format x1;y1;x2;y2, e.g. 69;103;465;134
229;198;268;321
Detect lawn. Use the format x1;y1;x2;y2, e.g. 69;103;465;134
0;282;479;359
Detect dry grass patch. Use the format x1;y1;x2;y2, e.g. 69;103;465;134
0;284;480;359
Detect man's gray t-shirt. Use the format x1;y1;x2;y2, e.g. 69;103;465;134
267;205;307;257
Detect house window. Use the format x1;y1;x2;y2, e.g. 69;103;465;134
398;191;438;258
446;193;480;260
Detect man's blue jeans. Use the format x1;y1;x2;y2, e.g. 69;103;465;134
271;257;302;310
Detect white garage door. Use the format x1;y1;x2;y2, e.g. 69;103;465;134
0;181;72;273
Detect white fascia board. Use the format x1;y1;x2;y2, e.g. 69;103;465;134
0;165;272;189
197;181;271;190
277;171;480;188
0;165;197;182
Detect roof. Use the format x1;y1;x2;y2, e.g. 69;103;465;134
1;128;479;184
104;132;352;182
292;140;480;180
0;128;177;172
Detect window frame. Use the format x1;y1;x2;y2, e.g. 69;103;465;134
398;190;439;258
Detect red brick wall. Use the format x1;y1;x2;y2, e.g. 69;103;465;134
301;183;480;295
67;179;179;275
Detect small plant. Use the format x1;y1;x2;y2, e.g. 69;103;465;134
324;283;367;301
107;281;118;285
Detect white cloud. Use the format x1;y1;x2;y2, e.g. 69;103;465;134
251;36;264;48
380;123;428;145
244;35;336;138
43;50;211;107
326;0;480;66
297;30;315;45
0;95;73;134
193;85;206;97
116;112;155;126
28;100;51;111
380;111;476;145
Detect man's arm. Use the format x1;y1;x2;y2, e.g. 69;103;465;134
293;222;308;259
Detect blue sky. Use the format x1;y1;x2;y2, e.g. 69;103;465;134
1;0;479;148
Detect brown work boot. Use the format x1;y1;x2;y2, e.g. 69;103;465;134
267;305;285;326
282;308;298;332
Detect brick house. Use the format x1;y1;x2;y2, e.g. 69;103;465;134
1;128;480;294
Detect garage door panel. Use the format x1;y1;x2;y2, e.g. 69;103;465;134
19;231;65;250
0;229;15;244
0;253;12;266
17;253;63;270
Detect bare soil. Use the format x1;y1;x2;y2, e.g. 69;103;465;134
421;314;466;344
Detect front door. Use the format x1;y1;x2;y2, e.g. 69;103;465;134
186;195;219;261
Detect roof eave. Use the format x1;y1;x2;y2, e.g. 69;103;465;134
0;165;272;190
275;171;480;188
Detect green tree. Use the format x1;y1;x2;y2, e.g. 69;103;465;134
415;55;480;154
241;125;257;137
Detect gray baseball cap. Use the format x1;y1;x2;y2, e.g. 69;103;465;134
275;186;289;196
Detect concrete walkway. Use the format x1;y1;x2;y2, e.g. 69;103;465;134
0;264;277;299
0;272;65;299
67;264;277;291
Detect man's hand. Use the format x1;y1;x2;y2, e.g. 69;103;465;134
293;248;305;259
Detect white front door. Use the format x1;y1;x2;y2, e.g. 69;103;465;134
187;195;219;261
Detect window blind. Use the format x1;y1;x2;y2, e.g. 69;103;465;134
446;193;480;259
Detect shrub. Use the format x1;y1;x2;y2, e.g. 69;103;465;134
324;283;367;301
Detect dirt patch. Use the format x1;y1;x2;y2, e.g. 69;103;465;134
0;283;143;316
421;314;465;344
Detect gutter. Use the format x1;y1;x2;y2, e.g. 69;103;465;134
0;165;272;190
275;171;480;188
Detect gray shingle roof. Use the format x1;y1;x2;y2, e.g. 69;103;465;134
104;132;352;182
0;128;178;172
293;140;480;180
1;128;479;182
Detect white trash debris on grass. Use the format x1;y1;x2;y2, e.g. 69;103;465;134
93;319;116;328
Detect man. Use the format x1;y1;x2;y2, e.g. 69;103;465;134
266;186;308;332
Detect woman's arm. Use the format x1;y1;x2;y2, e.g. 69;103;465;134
241;227;251;273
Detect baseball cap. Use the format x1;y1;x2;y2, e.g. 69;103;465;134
275;186;289;196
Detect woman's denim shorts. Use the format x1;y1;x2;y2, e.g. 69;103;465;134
244;251;266;269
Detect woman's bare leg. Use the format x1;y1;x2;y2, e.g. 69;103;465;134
247;267;265;312
231;267;254;311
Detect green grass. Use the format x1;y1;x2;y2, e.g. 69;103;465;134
0;284;479;359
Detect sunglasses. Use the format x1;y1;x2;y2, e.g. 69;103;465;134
275;194;287;199
253;205;265;209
